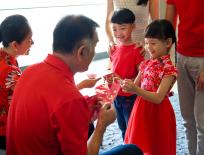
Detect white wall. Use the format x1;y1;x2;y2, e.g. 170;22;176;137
0;1;107;67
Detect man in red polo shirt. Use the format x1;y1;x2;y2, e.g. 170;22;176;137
6;14;114;155
166;1;204;155
6;15;143;155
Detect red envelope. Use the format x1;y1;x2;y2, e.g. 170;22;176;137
95;80;120;104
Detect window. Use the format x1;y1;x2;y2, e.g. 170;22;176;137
0;0;108;67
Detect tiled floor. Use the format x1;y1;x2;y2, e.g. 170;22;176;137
0;149;6;155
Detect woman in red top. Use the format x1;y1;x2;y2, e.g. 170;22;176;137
121;19;177;155
0;14;33;150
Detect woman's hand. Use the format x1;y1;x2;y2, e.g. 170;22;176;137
77;78;101;90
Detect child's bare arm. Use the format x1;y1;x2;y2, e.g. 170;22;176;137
122;75;176;104
133;71;142;87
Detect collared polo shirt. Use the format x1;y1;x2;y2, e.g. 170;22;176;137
7;54;90;155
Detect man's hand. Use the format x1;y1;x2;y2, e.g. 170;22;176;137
197;70;204;91
97;104;116;129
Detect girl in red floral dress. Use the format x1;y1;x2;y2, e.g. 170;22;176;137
0;14;33;150
121;19;177;155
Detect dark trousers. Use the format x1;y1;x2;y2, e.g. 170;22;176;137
100;144;143;155
0;136;6;149
114;95;136;140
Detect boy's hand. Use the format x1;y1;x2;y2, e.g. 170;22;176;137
107;40;116;56
108;41;116;50
135;41;146;57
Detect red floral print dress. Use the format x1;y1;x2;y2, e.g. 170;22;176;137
124;55;177;155
0;49;21;136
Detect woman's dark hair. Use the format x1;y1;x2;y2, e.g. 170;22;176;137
0;14;32;47
144;19;176;45
137;0;148;6
53;15;99;54
111;8;135;24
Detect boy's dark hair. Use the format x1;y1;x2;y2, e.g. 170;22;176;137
144;19;176;44
53;15;99;54
0;14;31;47
137;0;148;6
111;8;135;25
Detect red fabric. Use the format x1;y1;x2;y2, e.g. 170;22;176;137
124;55;177;155
166;0;204;57
110;44;144;96
85;95;101;121
95;80;120;104
139;55;177;92
7;54;90;155
0;50;21;136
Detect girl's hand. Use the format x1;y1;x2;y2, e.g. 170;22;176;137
121;79;137;94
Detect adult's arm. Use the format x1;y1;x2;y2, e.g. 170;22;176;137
149;0;159;20
122;75;176;104
105;0;115;44
77;78;101;90
165;3;177;28
86;104;116;155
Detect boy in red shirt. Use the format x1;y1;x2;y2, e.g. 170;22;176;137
108;8;144;140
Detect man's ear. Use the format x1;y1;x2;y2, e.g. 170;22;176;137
76;44;87;62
